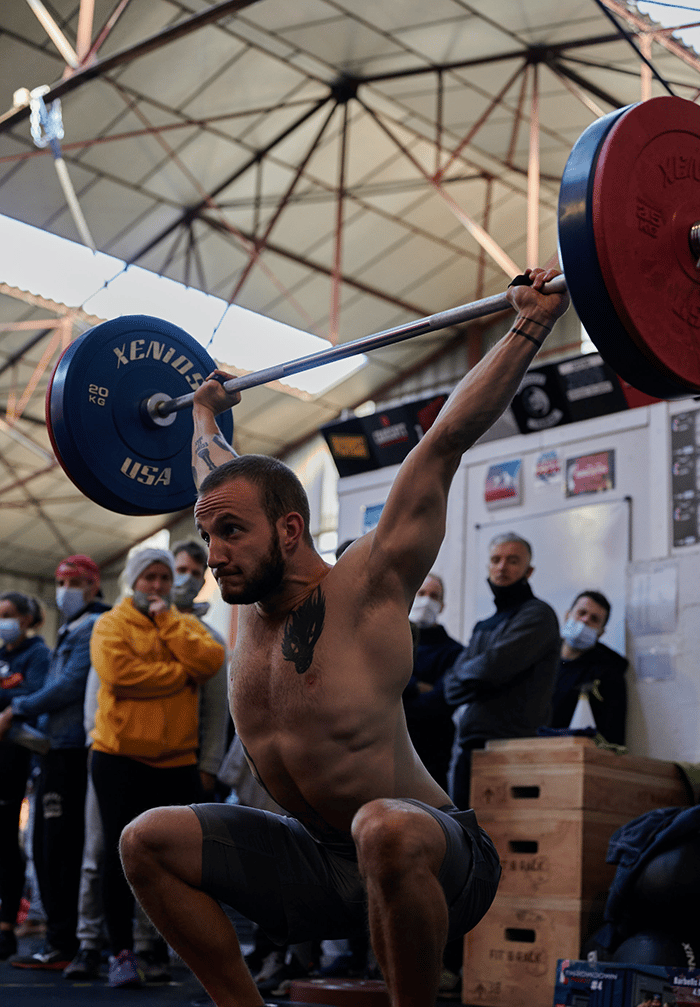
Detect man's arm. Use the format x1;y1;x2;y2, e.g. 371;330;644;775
368;268;568;601
191;370;242;490
90;610;190;698
11;618;96;719
592;648;629;746
157;611;224;681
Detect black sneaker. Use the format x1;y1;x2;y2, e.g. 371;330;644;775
0;930;17;960
11;942;73;970
63;947;102;980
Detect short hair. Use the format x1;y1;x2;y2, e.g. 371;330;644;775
171;538;208;570
0;591;44;628
424;571;445;601
198;456;313;546
570;589;611;624
488;532;532;562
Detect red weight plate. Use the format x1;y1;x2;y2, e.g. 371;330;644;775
289;979;390;1007
592;95;700;391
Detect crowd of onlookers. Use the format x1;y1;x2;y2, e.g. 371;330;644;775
0;543;229;992
0;529;627;999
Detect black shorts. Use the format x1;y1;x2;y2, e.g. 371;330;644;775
192;799;501;946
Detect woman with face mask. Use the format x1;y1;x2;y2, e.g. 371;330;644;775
89;547;225;989
0;592;50;960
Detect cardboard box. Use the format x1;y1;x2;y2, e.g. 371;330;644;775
553;958;700;1007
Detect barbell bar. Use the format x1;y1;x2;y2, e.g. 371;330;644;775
146;274;569;421
45;95;700;516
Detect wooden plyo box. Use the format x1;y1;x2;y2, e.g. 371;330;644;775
469;736;688;817
476;807;625;900
463;737;689;1007
463;896;595;1007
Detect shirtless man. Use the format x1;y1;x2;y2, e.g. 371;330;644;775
119;268;569;1007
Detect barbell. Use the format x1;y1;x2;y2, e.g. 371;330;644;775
46;95;700;516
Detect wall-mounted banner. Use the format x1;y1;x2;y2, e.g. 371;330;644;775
511;367;566;432
323;394;447;477
670;409;700;547
484;459;522;509
511;352;630;434
565;449;615;497
534;449;562;487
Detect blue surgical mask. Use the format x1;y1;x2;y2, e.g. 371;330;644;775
55;586;86;622
0;618;22;644
171;573;203;610
561;618;598;652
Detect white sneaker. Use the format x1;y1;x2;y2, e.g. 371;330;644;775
253;951;284;984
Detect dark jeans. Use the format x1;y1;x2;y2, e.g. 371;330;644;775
0;743;32;926
33;747;88;954
90;750;203;955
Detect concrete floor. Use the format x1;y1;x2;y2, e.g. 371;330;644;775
0;931;213;1006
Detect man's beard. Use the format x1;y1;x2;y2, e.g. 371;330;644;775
219;531;285;605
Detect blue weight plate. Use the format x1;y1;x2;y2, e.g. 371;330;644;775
558;103;695;400
46;315;233;515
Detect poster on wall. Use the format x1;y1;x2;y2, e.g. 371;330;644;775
670;410;700;547
534;449;562;488
484;459;522;509
627;562;678;636
565;450;615;497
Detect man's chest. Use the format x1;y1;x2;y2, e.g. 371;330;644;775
229;592;333;722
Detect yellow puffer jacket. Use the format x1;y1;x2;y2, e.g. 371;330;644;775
90;597;225;768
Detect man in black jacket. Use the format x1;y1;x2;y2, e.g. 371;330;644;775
549;590;628;745
444;533;560;808
403;573;463;793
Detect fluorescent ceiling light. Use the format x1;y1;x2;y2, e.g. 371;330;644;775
0;214;366;397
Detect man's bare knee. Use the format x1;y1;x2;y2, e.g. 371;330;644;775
120;805;202;890
352;800;445;887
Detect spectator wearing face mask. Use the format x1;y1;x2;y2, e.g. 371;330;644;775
171;539;230;800
403;573;464;793
0;556;109;972
88;547;224;990
63;542;230;985
549;590;628;745
0;592;50;960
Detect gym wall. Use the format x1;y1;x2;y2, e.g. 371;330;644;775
335;397;700;764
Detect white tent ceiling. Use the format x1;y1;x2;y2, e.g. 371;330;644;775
0;0;698;582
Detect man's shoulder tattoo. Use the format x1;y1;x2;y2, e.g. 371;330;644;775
281;586;326;675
